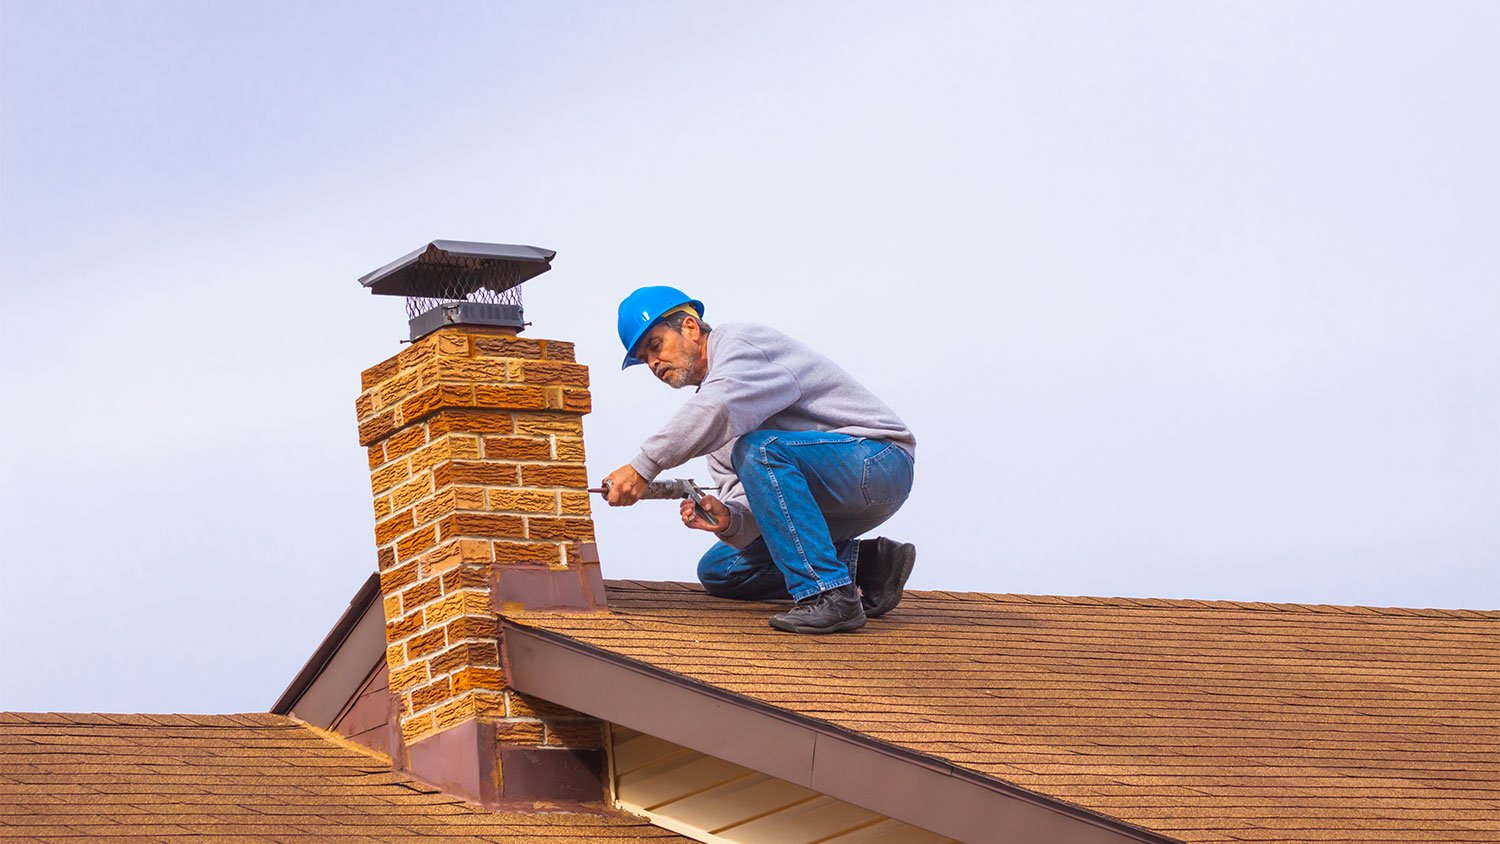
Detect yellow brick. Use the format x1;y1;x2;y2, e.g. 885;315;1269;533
424;590;493;626
399;575;443;614
385;608;426;643
411;676;454;711
492;541;565;565
450;667;505;695
436;357;512;382
488;489;558;513
517;361;590;388
428;409;517;438
383;426;429;461
405;628;448;662
553;437;586;461
370;460;410;495
414;488;456;525
526;516;595;542
454;485;486;510
474;691;507;717
539;339;575;361
513;413;584;437
374;509;415;546
495;720;545;744
382;593;402;620
358;411;397;445
401;712;435;743
507;691;578;719
419;538;492;579
459;538;493;558
409;440;454;475
376;368;423;409
427;692;508;729
546;721;603;749
474;335;545;359
362;355;400;391
559;492;592;516
434;331;470;356
389;661;430;693
411;435;482;475
431;695;475;731
396;336;439;372
391;474;434;511
373;495;393;521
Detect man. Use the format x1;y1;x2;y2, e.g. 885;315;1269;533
601;285;917;634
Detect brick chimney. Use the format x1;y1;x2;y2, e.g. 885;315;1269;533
354;242;608;807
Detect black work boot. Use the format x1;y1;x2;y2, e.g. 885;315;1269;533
855;537;916;618
768;583;866;634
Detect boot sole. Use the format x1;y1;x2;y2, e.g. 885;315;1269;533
866;543;916;619
768;614;866;634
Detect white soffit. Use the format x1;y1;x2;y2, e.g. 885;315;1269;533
610;725;956;844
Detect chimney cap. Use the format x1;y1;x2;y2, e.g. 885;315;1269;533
359;240;556;299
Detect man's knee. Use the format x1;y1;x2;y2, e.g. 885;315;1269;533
698;540;788;600
696;544;740;597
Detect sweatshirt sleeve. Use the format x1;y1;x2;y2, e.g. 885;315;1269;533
629;334;802;481
704;446;760;548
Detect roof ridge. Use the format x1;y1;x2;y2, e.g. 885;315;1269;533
946;592;1500;617
599;579;1497;617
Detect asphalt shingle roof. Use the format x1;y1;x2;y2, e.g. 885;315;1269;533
0;712;685;843
511;582;1500;844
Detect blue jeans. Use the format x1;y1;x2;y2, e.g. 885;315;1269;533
697;430;915;602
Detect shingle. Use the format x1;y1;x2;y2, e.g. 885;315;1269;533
0;714;687;842
512;583;1500;844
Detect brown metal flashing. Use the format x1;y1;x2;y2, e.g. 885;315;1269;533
503;622;1176;844
399;718;606;809
270;573;383;719
328;658;383;730
492;557;608;613
329;660;400;758
498;746;607;804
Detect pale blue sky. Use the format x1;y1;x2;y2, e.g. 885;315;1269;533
1;0;1495;713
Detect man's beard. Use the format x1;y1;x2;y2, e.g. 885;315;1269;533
658;360;704;389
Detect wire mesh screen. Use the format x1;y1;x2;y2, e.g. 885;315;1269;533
402;259;526;320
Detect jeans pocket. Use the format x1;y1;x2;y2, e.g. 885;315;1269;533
861;443;913;506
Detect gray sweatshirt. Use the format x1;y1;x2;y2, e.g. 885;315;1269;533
629;322;916;548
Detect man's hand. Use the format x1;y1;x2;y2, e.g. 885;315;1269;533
680;495;730;533
602;465;648;506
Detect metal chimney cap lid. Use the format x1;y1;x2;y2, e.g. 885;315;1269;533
358;240;556;298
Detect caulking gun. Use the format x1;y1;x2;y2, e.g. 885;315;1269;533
589;478;721;528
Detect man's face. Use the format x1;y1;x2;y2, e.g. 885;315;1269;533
635;318;707;389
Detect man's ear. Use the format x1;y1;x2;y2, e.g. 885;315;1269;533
681;315;702;340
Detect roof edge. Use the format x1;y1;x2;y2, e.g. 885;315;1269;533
503;621;1177;844
271;573;382;715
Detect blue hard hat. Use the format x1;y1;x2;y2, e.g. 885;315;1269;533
616;286;705;369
